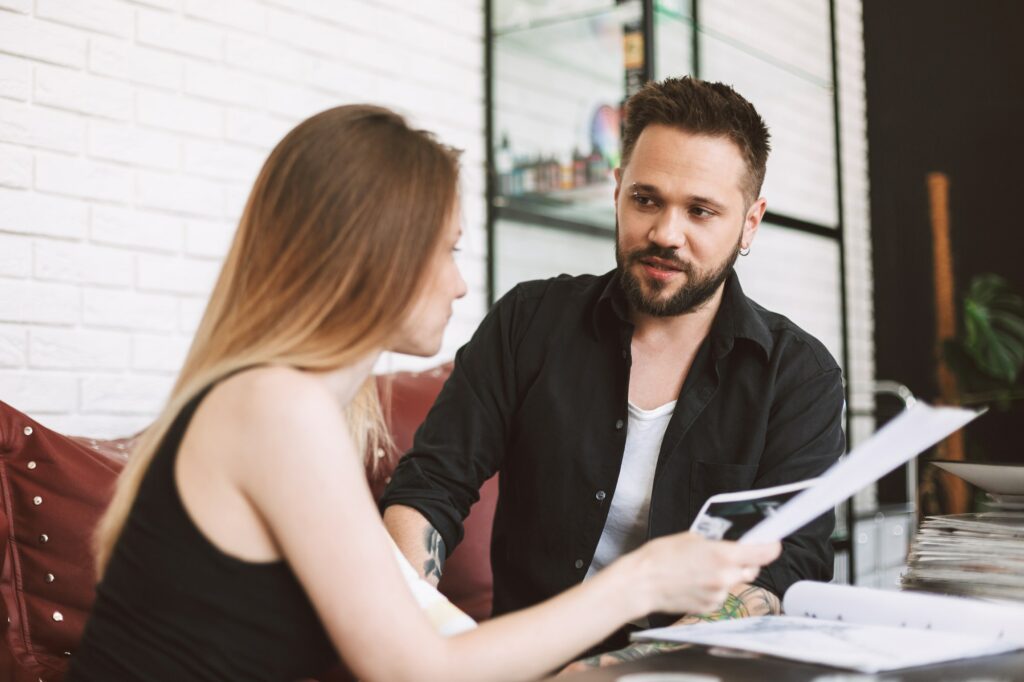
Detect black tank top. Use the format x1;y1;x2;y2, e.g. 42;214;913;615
69;378;339;681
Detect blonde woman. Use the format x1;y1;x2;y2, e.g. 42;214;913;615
69;105;779;681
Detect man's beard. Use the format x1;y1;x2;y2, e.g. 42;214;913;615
616;225;741;317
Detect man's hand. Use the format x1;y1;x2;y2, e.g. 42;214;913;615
558;583;780;675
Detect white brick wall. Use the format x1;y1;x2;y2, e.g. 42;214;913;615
0;0;486;437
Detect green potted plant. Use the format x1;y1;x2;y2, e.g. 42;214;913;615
920;274;1024;515
942;274;1024;408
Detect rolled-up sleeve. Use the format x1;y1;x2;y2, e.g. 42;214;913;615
379;287;523;557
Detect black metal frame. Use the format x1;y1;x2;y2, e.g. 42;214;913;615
484;0;856;575
827;0;856;578
484;0;496;307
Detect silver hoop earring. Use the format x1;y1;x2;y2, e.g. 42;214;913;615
739;246;751;257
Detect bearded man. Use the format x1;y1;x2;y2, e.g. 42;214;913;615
381;76;845;659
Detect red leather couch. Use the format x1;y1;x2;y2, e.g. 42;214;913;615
0;364;498;681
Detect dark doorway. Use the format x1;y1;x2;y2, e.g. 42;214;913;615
864;0;1024;506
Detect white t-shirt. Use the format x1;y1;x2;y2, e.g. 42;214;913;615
585;399;676;580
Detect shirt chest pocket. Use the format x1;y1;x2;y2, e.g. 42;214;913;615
689;460;759;520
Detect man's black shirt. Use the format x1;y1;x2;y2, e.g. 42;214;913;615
381;270;845;625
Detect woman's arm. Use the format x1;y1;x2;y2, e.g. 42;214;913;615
232;371;778;682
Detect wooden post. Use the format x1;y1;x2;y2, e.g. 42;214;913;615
927;172;968;514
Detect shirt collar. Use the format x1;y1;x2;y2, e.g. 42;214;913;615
591;269;631;338
591;269;774;362
710;271;774;361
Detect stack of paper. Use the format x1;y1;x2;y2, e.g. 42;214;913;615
902;512;1024;602
902;461;1024;602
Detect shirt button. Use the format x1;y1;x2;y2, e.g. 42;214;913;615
595;490;606;501
574;559;584;569
614;419;624;430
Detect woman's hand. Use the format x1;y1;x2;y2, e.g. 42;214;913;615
622;533;781;617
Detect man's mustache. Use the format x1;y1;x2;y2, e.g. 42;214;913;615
626;245;695;275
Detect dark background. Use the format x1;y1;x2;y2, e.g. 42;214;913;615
864;0;1024;481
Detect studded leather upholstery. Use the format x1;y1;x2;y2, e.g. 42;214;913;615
0;364;498;681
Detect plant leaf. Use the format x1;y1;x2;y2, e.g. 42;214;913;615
961;275;1024;383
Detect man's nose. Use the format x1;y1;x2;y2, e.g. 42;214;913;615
647;207;688;250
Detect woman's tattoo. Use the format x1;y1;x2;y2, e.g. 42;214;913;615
423;527;445;581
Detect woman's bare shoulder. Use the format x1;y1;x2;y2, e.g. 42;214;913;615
194;365;353;463
211;365;340;418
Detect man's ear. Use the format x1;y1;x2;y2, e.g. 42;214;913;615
742;197;768;249
613;167;623;205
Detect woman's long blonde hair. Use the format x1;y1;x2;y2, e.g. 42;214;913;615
94;105;460;575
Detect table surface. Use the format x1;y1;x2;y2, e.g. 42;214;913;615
551;644;1024;681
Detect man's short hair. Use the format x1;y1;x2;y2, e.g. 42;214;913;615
620;76;771;204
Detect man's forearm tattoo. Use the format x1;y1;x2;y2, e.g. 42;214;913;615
570;586;780;671
422;527;445;581
687;585;781;624
575;641;688;670
603;641;685;664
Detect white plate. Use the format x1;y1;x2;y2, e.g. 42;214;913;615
990;492;1024;503
986;494;1024;510
931;461;1024;495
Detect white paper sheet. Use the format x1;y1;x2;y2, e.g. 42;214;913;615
741;402;982;544
633;616;1020;673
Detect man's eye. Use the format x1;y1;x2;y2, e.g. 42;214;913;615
632;193;658;208
691;206;715;218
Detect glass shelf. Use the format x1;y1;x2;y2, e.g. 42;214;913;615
492;1;642;241
495;181;618;237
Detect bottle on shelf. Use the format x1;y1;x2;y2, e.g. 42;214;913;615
572;147;587;189
559;152;574;191
545;155;560;193
586;144;608;185
521;155;536;194
495;134;515;197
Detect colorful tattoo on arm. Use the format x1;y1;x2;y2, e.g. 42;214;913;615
563;585;780;672
683;584;782;624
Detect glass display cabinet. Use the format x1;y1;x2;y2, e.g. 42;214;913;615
489;0;646;296
486;0;899;585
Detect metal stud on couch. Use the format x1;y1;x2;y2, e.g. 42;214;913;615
0;363;498;681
